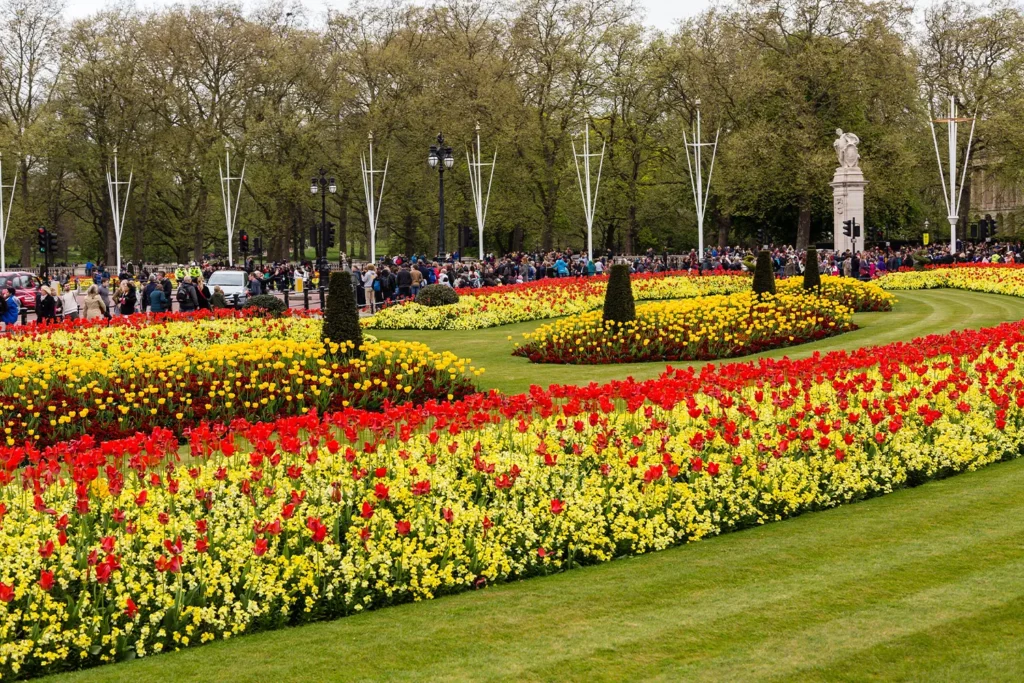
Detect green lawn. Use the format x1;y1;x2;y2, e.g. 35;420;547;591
373;289;1024;394
43;288;1024;682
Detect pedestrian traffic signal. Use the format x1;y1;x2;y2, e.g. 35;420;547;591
252;237;262;254
240;230;249;254
47;231;58;254
841;220;853;237
323;222;335;248
37;227;47;253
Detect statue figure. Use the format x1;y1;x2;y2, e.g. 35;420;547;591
834;129;860;168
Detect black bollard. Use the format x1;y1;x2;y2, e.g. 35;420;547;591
284;289;290;309
20;305;27;326
303;287;309;310
318;287;325;310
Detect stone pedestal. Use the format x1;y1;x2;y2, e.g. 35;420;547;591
831;167;867;254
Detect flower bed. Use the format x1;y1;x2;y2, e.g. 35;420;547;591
1;313;1023;677
776;275;894;312
363;272;751;330
512;291;855;364
878;264;1024;295
0;316;481;447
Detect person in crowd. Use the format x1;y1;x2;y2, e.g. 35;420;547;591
410;263;423;296
82;284;106;320
210;285;229;309
37;286;58;323
396;265;413;299
195;276;212;310
97;277;112;319
247;272;263;298
118;280;137;316
177;276;199;312
0;287;18;330
142;275;158;314
149;280;169;313
363;265;377;313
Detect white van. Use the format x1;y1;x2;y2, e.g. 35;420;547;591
207;270;249;306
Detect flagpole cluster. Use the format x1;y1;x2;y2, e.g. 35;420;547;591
106;147;133;274
0;153;17;272
929;95;976;253
683;100;719;257
219;151;246;267
571;120;604;261
361;132;389;264
466;123;496;260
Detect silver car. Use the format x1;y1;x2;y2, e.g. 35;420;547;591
207;270;249;306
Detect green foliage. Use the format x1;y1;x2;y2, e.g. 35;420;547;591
322;272;363;356
912;249;933;271
752;251;776;296
803;247;821;290
244;295;287;317
415;285;459;307
602;264;636;323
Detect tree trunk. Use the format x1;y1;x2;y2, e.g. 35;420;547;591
717;211;731;248
193;189;207;262
796;195;812;250
403;211;416;256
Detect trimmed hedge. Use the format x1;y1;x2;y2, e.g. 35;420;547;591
244;294;288;317
415;284;459;307
602;264;636;323
803;247;821;290
752;250;776;296
322;272;363;355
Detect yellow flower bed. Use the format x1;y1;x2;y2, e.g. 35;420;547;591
513;291;855;364
877;264;1024;296
363;273;752;330
0;317;480;446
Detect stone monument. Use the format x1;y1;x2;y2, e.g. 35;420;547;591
831;129;866;254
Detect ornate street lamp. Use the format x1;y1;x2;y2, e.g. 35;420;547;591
428;133;454;258
310;167;336;289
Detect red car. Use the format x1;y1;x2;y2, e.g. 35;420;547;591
0;272;43;310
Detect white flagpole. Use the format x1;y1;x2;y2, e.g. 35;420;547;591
0;153;18;272
929;95;977;254
361;132;388;264
106;147;132;274
220;151;245;266
683;100;720;257
467;122;496;260
572;118;605;261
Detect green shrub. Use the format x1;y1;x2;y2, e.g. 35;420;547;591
912;249;932;272
322;272;363;356
752;250;776;296
243;294;287;317
602;264;636;323
803;247;821;290
415;284;459;307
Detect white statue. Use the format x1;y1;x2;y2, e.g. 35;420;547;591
834;129;860;168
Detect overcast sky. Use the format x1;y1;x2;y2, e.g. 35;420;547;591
64;0;714;31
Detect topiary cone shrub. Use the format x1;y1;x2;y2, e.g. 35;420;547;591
322;271;363;357
752;250;776;296
244;294;288;317
602;264;636;323
803;246;821;290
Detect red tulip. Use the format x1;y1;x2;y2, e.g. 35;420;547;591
253;538;269;556
395;520;411;536
359;501;374;519
38;570;54;592
550;499;564;515
0;582;14;602
125;597;139;618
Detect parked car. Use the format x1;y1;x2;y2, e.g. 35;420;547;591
206;270;248;306
0;272;43;310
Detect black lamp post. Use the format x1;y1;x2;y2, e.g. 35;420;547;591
427;133;454;259
310;167;336;289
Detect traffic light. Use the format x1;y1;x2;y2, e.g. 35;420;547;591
323;221;335;248
841;220;852;237
239;230;249;254
309;222;319;247
37;227;47;253
757;226;767;245
47;231;58;254
991;215;998;237
852;219;861;239
252;237;262;254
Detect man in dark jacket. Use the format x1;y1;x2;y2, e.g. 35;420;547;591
396;265;413;299
142;275;158;313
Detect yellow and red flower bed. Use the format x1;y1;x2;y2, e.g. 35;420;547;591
512;291;854;364
878;263;1024;296
1;311;1022;677
0;314;482;447
363;272;752;330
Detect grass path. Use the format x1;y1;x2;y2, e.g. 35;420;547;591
43;288;1024;682
374;289;1024;394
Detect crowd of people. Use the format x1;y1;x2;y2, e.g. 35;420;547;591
3;238;1023;326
